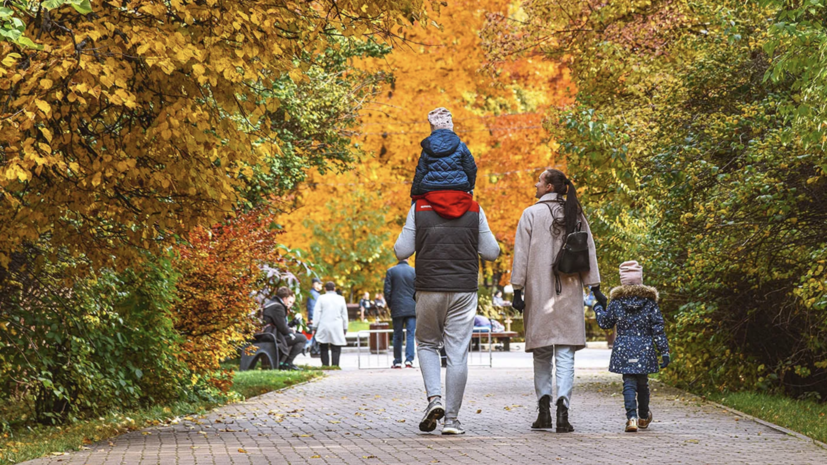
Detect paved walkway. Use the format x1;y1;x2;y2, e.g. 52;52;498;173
24;360;827;464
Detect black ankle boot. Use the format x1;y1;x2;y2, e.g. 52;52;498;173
531;395;553;429
556;398;574;432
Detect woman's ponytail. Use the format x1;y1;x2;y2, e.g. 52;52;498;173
544;169;582;235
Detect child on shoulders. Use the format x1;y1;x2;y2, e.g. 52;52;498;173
593;260;671;432
410;107;477;201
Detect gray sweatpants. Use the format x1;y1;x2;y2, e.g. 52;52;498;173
415;291;477;421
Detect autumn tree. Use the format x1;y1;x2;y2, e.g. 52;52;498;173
171;205;294;390
483;0;827;397
302;190;395;300
0;0;440;271
278;0;575;291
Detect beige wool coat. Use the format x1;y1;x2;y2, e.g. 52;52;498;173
511;193;601;352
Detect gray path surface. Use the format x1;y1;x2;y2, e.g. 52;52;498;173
22;357;827;465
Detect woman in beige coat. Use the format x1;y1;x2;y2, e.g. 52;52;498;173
510;168;604;432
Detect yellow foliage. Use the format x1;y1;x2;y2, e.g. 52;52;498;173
0;0;439;272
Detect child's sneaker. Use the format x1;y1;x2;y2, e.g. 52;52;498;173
625;417;638;432
638;410;653;429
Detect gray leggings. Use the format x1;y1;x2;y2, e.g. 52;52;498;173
415;291;477;421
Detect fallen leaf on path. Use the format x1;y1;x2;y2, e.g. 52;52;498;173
238;449;247;453
310;454;321;459
476;409;482;414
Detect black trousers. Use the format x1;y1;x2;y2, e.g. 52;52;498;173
283;333;307;365
319;343;342;367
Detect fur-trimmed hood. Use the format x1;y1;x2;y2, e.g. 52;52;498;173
609;284;659;302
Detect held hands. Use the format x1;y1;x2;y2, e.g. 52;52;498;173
592;285;608;310
660;354;671;369
512;289;525;312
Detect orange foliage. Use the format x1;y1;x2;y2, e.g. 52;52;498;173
278;0;574;290
172;207;282;390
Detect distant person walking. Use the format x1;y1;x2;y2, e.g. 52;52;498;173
307;278;322;325
395;186;500;435
313;282;349;367
384;258;417;369
305;277;323;352
510;168;603;432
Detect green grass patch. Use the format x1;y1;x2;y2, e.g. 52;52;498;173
230;368;321;398
707;391;827;444
0;368;322;465
348;320;372;333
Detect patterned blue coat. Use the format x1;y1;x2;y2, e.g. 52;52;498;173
594;285;670;374
410;129;477;196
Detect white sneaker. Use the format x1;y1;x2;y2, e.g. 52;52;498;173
442;419;465;435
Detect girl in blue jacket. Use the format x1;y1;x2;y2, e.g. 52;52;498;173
594;261;671;432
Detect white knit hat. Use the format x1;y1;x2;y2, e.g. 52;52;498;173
428;107;453;131
619;261;643;286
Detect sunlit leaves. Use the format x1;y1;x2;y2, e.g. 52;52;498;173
0;0;439;274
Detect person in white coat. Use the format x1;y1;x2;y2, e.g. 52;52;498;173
312;281;349;367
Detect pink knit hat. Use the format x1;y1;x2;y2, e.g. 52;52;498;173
619;261;643;286
428;107;453;131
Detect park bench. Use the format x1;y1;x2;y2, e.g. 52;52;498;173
470;331;519;351
239;333;280;371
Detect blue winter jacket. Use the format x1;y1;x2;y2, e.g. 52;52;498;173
594;285;670;374
410;129;477;197
306;288;320;322
383;261;416;319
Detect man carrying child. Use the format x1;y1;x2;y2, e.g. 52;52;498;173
394;107;500;435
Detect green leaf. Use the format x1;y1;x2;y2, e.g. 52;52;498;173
42;0;67;10
17;35;43;50
69;0;92;14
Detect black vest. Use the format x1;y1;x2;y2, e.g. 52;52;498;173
414;200;480;292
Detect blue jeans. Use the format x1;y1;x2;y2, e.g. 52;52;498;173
622;374;650;419
393;316;416;364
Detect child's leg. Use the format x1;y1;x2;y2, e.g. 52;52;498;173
622;374;639;419
637;374;651;417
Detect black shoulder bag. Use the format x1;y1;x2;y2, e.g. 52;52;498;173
544;203;591;294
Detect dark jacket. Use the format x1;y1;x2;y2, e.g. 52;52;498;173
384;262;417;318
594;285;670;374
262;297;298;357
306;288;320;322
414;196;480;292
411;129;477;197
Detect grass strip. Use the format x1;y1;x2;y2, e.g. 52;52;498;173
0;368;322;465
706;391;827;444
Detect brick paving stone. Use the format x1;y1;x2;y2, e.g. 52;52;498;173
20;368;827;465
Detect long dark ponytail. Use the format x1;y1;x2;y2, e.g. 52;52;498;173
543;169;582;235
